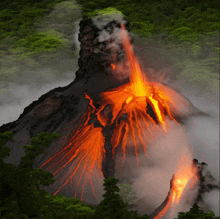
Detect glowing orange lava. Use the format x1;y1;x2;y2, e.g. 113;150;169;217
53;124;105;199
40;22;183;200
171;154;198;205
153;154;198;219
154;197;172;219
111;63;116;70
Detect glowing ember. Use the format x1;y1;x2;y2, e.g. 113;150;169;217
111;63;116;70
40;22;182;200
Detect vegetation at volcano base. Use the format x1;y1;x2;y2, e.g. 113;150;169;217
175;203;220;219
1;131;219;218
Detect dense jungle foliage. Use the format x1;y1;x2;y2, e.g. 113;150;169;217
0;0;219;218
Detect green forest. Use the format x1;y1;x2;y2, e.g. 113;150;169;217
0;0;219;218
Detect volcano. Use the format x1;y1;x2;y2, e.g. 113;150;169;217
0;10;218;217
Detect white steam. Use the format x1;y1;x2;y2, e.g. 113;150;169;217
74;19;81;52
203;190;220;216
0;78;73;126
115;119;198;215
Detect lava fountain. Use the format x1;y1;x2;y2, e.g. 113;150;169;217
40;22;194;203
151;154;198;219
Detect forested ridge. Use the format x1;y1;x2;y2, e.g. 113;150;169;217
0;0;219;218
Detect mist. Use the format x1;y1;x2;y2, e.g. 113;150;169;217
0;2;219;218
0;77;73;126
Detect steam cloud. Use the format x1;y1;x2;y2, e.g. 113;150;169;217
115;119;196;216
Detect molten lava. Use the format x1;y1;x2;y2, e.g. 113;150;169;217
40;22;184;201
171;154;198;205
53;124;105;198
154;197;172;219
153;154;198;219
111;63;116;70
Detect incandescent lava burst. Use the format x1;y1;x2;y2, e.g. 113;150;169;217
40;22;187;201
171;154;198;205
152;154;198;219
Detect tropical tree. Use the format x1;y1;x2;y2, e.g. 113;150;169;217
94;177;130;219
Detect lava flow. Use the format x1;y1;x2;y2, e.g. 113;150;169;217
153;154;198;219
40;22;184;201
171;154;198;205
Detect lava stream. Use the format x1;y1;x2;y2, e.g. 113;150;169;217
153;154;198;219
171;154;198;205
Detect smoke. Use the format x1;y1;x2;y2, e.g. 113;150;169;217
74;19;81;52
91;9;124;30
91;11;133;82
120;82;219;216
114;119;197;215
108;26;132;82
0;78;73;126
203;190;220;216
